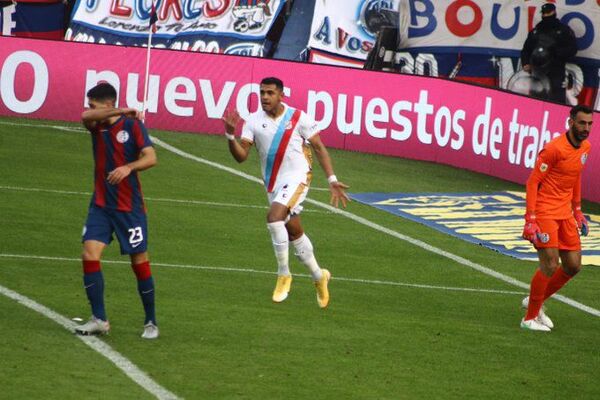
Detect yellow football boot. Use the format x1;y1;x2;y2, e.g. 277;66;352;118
272;275;292;303
314;269;331;308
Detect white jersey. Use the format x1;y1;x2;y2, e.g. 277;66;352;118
241;103;319;192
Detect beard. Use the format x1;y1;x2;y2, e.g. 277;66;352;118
572;127;589;142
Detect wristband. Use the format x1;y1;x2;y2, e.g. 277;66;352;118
327;175;338;184
225;132;235;141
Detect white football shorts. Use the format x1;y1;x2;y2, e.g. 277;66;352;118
267;181;309;216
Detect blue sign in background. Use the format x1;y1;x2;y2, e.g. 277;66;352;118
350;191;600;266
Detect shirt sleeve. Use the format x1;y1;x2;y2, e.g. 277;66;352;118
296;111;320;140
572;142;591;208
525;144;560;214
571;173;582;209
133;120;153;149
240;119;254;143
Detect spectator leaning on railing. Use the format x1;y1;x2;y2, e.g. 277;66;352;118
520;3;578;104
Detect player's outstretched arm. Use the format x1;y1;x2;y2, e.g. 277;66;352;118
308;134;350;208
107;146;157;185
222;109;251;163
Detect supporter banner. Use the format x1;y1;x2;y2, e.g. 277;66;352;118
66;0;286;56
0;37;598;202
308;0;400;64
404;0;599;59
0;1;65;40
308;0;600;108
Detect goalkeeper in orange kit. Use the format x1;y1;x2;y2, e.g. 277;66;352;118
520;105;593;331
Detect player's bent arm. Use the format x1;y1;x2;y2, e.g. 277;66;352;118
308;134;335;177
82;108;141;125
106;146;156;185
131;146;157;171
228;138;252;163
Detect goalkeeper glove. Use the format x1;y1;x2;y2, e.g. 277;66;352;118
522;213;542;244
574;207;589;236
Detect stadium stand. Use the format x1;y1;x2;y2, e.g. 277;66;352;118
1;0;598;109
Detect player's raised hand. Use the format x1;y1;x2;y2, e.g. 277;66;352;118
107;165;132;185
329;181;350;208
222;109;241;134
121;108;142;120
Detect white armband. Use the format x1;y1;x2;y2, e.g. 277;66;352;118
225;132;235;141
327;175;338;184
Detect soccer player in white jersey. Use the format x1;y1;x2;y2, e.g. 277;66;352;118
222;76;349;308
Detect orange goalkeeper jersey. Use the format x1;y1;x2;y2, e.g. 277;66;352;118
526;132;591;219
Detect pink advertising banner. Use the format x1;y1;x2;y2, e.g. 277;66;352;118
1;37;598;202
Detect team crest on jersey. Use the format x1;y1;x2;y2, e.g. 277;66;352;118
581;153;588;165
285;121;293;130
116;130;129;143
539;163;548;172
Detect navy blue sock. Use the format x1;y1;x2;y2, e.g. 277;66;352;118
83;271;106;321
137;277;156;325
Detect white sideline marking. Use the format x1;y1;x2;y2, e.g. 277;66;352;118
3;120;599;317
0;120;330;190
0;253;525;296
0;185;327;214
150;136;600;318
0;283;180;400
0;120;86;132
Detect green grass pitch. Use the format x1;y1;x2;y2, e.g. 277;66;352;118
1;116;599;399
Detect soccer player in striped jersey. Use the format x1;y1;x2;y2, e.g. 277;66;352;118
521;105;592;331
75;83;159;339
223;77;349;308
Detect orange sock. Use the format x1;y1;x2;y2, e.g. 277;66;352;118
525;269;551;321
543;267;574;301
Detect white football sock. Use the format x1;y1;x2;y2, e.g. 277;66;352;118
267;221;290;276
292;234;322;281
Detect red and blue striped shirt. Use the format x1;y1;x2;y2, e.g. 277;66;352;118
88;116;153;213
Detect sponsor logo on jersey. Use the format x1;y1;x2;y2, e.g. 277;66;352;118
582;153;588;165
540;163;548;172
116;130;129;143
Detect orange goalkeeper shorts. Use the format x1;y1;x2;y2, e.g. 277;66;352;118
536;218;581;251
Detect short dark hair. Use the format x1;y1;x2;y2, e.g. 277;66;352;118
570;104;593;119
260;77;284;91
87;82;117;102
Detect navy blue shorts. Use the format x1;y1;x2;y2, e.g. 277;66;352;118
82;205;148;255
